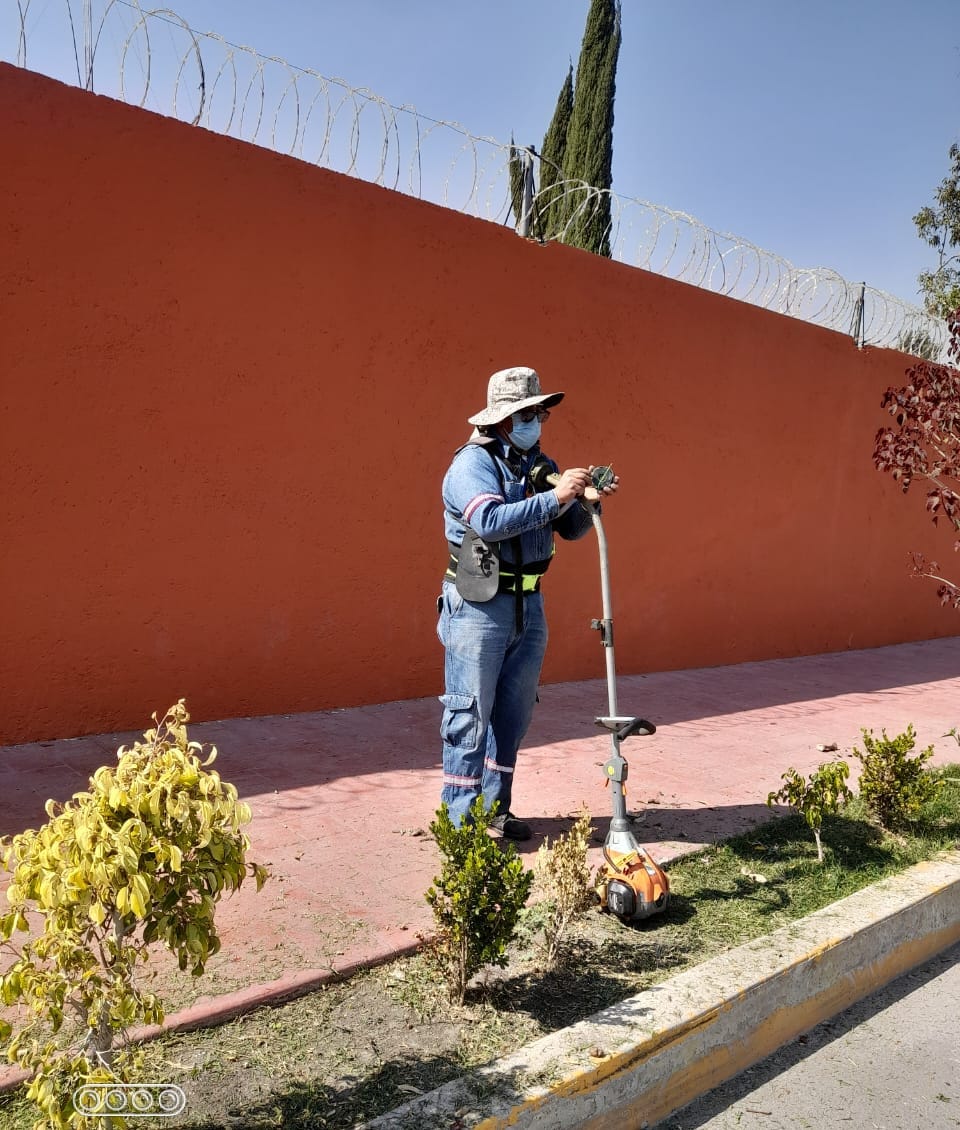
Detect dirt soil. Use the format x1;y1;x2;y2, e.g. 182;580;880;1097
137;897;694;1130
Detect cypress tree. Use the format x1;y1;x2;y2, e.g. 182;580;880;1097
509;0;621;255
537;65;574;239
557;0;621;256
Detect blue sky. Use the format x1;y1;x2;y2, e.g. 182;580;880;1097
8;0;959;307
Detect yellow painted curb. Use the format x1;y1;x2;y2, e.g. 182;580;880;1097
364;852;960;1130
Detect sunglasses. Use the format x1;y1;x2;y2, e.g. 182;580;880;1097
516;406;551;423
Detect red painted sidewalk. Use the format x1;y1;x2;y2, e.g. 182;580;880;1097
1;637;958;1064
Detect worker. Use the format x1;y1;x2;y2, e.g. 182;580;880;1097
438;366;620;839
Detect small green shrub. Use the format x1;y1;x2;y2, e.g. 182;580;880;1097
0;701;268;1130
767;761;853;862
425;800;533;1005
852;724;940;830
534;808;595;967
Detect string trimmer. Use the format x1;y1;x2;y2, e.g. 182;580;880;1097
531;460;670;922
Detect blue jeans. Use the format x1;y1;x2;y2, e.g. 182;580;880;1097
437;580;548;826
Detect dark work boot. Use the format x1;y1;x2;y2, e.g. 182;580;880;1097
488;812;532;841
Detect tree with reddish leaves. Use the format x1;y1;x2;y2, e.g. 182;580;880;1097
874;309;960;608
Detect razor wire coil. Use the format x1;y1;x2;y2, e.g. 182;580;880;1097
4;0;948;359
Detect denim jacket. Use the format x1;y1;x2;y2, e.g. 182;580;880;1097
442;436;594;568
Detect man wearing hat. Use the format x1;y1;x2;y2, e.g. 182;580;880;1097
438;366;620;840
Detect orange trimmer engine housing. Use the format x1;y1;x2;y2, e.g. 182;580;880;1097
596;844;670;921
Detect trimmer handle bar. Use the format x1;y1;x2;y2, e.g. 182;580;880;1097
595;716;657;741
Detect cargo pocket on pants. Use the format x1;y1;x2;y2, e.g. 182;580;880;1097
439;692;481;751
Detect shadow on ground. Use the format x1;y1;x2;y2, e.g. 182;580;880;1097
170;1052;467;1129
2;638;958;805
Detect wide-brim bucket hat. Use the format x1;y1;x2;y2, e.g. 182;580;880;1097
467;366;564;427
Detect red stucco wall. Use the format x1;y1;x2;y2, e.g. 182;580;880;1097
1;63;954;743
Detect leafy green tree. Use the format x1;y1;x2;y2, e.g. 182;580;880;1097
895;326;939;361
767;761;853;862
914;142;960;319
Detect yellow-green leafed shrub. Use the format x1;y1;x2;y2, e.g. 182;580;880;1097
0;700;268;1130
852;724;940;830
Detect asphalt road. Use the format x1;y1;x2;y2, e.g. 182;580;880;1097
651;942;960;1130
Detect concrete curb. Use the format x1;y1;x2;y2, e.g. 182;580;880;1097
363;851;960;1130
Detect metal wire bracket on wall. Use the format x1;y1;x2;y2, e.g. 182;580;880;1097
850;283;867;351
4;0;948;360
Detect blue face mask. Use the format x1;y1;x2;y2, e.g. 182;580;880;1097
508;414;541;451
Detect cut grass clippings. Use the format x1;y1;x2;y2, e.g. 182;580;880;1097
1;765;958;1130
